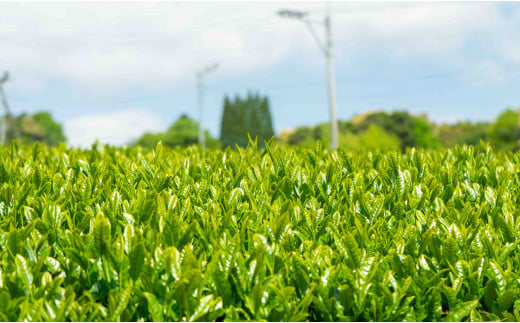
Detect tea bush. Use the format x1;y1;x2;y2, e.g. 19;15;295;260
0;141;519;321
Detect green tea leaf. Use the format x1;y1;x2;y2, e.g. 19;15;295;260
15;255;32;289
129;241;145;281
111;284;133;321
444;300;478;322
144;292;164;322
93;212;111;257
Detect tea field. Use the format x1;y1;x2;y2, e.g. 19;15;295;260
1;141;520;321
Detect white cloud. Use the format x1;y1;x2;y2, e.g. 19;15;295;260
64;108;167;148
0;2;304;94
1;1;517;143
331;2;503;57
0;2;515;93
458;60;511;84
498;36;520;65
0;2;518;98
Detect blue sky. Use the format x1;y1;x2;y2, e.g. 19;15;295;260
1;1;519;147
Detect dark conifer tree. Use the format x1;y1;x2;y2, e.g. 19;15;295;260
220;96;234;147
220;92;274;148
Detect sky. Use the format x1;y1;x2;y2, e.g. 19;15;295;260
1;1;519;147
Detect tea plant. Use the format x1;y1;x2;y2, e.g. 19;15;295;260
0;140;520;321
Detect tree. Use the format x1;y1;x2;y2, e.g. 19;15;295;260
32;111;66;146
340;124;400;151
413;116;441;149
257;96;274;144
284;121;353;149
352;111;413;149
163;115;199;147
488;109;518;151
6;111;65;146
435;121;490;148
133;114;220;149
463;122;491;146
220;93;274;148
351;111;440;150
134;132;165;149
287;126;314;147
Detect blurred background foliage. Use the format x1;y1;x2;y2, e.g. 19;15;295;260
5;111;66;146
282;109;520;152
132;114;221;149
220;93;274;149
3;98;520;152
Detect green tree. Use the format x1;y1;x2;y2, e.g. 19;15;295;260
6;111;65;146
220;93;274;148
352;111;413;149
32;111;66;146
163;115;199;147
488;109;518;150
313;123;331;147
435;121;490;147
257;96;274;143
284;121;353;148
413;116;441;149
220;97;235;147
285;123;330;148
351;111;440;150
464;122;491;146
286;126;315;147
340;125;400;151
134;132;165;149
133;114;220;149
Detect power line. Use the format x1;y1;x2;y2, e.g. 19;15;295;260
205;81;324;92
204;69;520;111
203;69;508;94
9;68;517;112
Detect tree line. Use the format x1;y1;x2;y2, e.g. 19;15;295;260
281;109;518;151
2;96;519;152
134;94;520;152
2;111;66;146
134;92;274;150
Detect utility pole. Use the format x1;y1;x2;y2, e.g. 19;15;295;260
517;106;520;151
0;72;21;144
278;2;339;150
196;63;218;151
